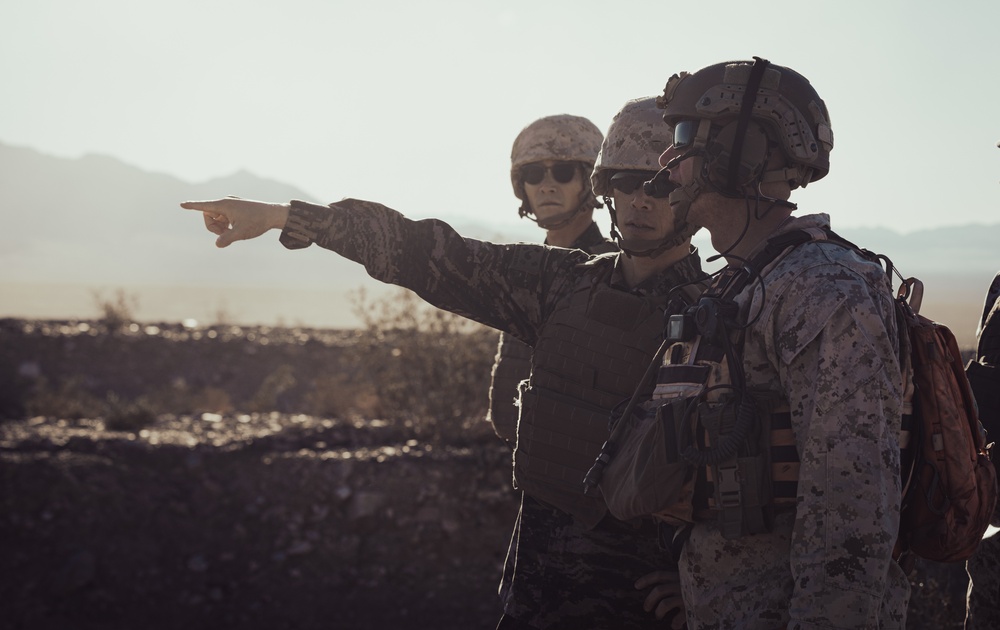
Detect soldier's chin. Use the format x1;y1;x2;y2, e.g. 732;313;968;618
534;205;564;218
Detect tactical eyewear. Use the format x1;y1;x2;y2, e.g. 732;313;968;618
609;171;659;195
672;120;700;150
521;162;579;185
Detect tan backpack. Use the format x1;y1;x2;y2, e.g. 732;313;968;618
895;282;998;564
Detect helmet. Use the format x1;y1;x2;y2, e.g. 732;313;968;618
591;97;672;197
658;58;833;190
593;97;697;257
510;114;603;200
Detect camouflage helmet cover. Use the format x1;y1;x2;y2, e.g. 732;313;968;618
591;97;672;197
510;114;603;200
658;60;834;186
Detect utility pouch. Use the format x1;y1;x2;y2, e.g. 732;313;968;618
599;397;697;523
702;398;774;538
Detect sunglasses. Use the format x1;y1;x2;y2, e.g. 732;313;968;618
609;171;658;195
672;119;700;150
521;162;579;185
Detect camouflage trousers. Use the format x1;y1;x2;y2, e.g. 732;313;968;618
499;494;675;629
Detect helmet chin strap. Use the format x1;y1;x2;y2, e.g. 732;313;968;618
605;195;697;259
533;201;587;231
659;151;705;233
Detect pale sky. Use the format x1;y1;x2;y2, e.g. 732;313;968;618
2;0;998;233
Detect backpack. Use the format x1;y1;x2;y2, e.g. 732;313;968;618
889;281;998;565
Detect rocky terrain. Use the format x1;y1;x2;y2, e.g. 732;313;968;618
0;318;974;629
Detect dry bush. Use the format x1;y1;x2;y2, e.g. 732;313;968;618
348;287;500;441
248;364;297;412
91;288;139;332
103;392;157;431
24;377;105;420
303;373;380;419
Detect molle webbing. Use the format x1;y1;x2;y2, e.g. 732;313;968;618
695;409;914;515
697;407;797;514
514;281;666;528
532;288;663;408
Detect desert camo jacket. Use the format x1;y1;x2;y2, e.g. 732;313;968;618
679;213;909;630
280;198;706;629
487;221;615;446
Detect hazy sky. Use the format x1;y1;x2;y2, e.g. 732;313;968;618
2;0;998;233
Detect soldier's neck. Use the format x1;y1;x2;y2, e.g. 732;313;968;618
620;242;691;288
544;212;593;249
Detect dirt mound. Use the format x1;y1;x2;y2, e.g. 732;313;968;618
1;412;517;629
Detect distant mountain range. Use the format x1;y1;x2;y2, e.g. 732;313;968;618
1;141;997;346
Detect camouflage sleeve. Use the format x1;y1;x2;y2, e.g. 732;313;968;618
767;269;903;628
278;198;586;345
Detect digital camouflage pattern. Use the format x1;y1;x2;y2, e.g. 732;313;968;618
677;214;909;630
590;96;672;197
966;270;1000;630
510;114;604;200
486;221;616;445
279;198;705;628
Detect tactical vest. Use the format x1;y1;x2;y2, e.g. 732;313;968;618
487;333;533;444
512;260;699;529
645;231;913;538
486;226;617;443
648;328;786;534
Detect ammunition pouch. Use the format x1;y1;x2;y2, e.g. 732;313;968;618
698;396;775;539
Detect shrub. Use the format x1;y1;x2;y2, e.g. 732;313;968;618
103;392;157;431
348;288;500;441
91;288;139;332
24;377;104;420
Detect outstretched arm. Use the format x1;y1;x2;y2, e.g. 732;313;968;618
180;197;290;248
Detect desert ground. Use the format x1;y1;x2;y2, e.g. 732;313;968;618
0;314;975;629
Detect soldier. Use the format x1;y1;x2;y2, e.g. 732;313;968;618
488;114;615;450
182;96;706;629
606;58;909;628
965;267;1000;628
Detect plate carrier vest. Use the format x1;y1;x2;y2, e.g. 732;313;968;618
513;254;702;529
488;232;617;444
647;229;913;539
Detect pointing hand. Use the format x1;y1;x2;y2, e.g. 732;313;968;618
180;197;290;248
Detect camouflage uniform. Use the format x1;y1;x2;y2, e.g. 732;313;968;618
278;197;706;629
486;222;616;446
966;271;1000;630
677;214;909;629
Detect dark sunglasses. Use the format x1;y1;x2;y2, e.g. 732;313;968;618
609;171;659;195
672;119;700;150
521;162;578;185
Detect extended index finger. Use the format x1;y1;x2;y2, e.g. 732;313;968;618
180;199;225;212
